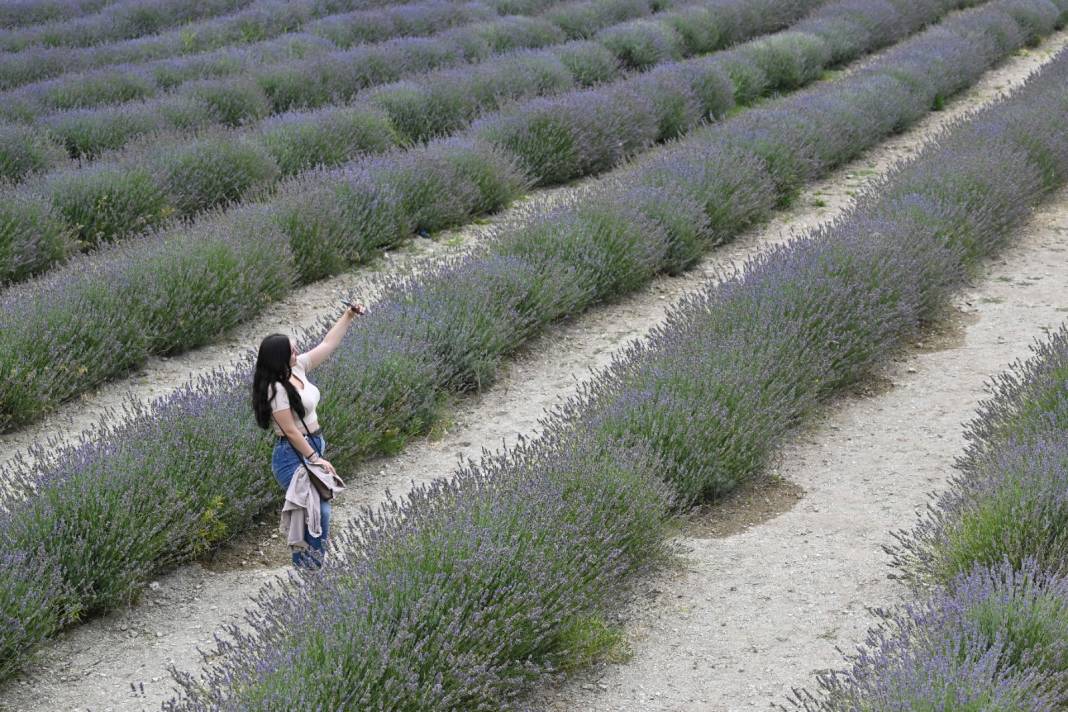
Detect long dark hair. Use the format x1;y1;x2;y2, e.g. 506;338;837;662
252;333;306;430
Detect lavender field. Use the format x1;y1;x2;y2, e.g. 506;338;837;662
1;0;1068;709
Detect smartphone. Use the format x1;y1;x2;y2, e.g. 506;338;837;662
341;300;367;315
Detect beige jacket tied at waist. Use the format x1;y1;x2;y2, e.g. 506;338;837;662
280;462;345;549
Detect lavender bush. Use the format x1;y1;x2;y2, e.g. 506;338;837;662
306;1;497;49
46;163;173;246
365;137;532;233
153;133;279;216
0;0;1060;689
41;67;156;110
270;135;531;282
0;205;291;424
40;101;178;159
0;123;65;182
553;39;620;82
270;170;410;282
165;19;1068;709
473;87;658;185
366;49;575;143
547;0;654;39
0;192;72;285
0;547;71;680
259;104;399;176
596;17;684;69
177;77;272;128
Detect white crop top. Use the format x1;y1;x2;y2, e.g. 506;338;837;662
269;353;321;437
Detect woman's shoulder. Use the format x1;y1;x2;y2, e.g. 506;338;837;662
295;352;311;372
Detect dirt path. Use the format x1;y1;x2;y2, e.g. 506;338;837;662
1;33;1066;712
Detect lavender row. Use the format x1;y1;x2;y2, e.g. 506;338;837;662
0;0;504;53
0;0;634;95
2;0;258;41
0;0;645;111
0;0;111;30
1;0;264;42
0;23;334;92
0;0;820;282
0;0;522;91
0;1;710;273
0;0;938;430
0;0;310;53
0;6;556;121
0;0;1054;686
0;0;800;195
165;14;1068;710
0;0;558;108
0;0;682;170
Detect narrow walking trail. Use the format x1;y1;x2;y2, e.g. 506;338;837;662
1;32;1066;712
536;105;1068;712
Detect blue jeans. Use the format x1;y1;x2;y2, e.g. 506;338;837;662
272;433;330;569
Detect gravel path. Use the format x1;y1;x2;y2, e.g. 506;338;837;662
1;33;1066;712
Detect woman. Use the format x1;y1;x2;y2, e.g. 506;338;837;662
251;301;366;568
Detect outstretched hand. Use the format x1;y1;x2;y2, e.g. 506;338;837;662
345;301;367;317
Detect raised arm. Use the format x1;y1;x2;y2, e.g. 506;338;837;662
302;302;366;370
